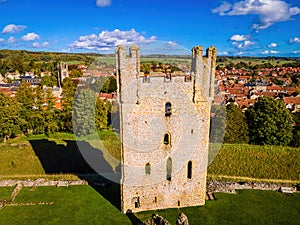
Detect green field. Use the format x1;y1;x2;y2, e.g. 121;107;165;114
1;132;300;224
0;185;299;225
0;185;132;225
208;144;300;181
217;57;298;66
136;190;300;225
1;132;300;182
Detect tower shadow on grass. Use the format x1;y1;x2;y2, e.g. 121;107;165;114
126;213;143;225
29;139;121;210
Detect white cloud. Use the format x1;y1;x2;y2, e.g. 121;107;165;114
218;51;229;55
96;0;111;7
167;41;178;48
268;43;277;48
70;29;157;51
32;41;49;48
229;34;255;50
2;24;26;34
290;37;300;43
292;50;300;54
212;0;300;30
261;50;279;54
230;34;247;41
233;40;255;49
212;2;232;15
0;38;4;42
8;36;15;43
22;32;39;41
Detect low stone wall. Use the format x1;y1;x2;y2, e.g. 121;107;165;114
0;179;87;187
206;180;298;193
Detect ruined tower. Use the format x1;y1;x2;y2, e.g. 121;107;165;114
58;62;69;84
116;44;216;213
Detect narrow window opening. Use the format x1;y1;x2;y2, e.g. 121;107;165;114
166;157;172;181
187;161;192;179
154;197;157;203
164;133;171;145
134;197;140;208
165;73;172;82
178;200;181;207
185;74;192;82
165;102;172;116
143;74;150;83
191;129;194;134
145;163;151;175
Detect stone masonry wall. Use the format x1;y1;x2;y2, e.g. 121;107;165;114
117;45;217;213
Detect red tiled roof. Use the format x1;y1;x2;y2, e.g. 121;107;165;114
283;97;300;105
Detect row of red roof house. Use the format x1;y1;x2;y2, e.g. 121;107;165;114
214;66;300;112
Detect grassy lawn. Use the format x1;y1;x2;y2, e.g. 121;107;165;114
0;186;299;225
1;132;300;181
0;131;120;180
0;186;14;199
136;190;300;225
0;185;131;225
208;144;300;181
0;145;45;177
0;133;300;224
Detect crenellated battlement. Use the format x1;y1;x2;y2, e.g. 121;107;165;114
116;44;216;104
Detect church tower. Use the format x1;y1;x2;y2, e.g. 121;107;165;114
58;62;69;85
116;44;216;213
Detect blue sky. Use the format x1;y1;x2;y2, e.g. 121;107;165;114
0;0;300;56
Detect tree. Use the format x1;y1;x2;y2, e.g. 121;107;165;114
0;93;25;141
107;76;117;93
69;68;83;78
210;105;226;143
61;77;76;132
15;81;35;133
73;88;97;136
40;74;58;87
224;103;249;144
95;98;112;131
42;88;60;136
246;97;293;146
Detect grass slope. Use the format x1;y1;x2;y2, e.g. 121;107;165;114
1;133;300;181
208;144;300;181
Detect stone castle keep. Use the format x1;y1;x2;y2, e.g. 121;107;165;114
116;44;217;213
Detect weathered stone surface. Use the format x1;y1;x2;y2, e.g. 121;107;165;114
117;45;217;213
142;214;171;225
176;212;189;225
206;180;297;193
0;179;87;187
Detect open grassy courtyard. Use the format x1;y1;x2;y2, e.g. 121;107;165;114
0;132;300;224
0;185;299;225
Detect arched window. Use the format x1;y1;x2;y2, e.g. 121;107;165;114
145;163;151;175
165;102;172;116
164;133;171;145
187;161;192;179
166;157;172;181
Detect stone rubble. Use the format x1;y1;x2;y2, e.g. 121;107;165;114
206;180;298;193
0;179;87;187
142;214;171;225
176;212;189;225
